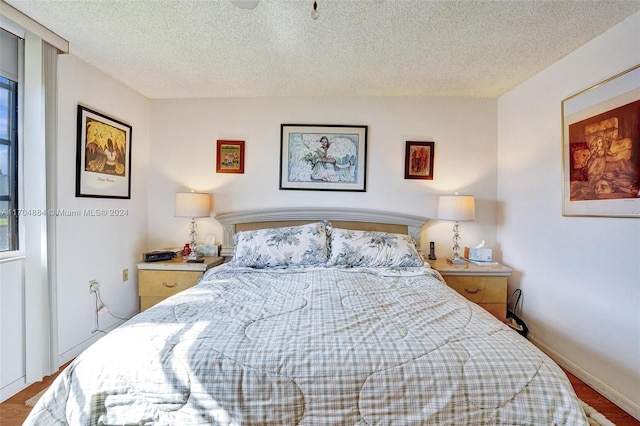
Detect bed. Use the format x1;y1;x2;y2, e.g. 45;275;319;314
25;208;588;425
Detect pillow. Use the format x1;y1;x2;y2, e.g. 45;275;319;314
230;222;328;268
327;228;424;267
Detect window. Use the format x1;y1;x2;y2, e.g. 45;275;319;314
0;76;18;251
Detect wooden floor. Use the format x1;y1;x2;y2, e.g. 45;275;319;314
563;369;639;425
0;365;638;425
0;362;69;426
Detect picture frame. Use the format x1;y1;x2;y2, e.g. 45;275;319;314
76;105;132;199
404;141;435;180
280;124;367;191
561;64;640;218
216;140;245;174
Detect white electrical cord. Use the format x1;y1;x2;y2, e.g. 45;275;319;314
91;286;133;334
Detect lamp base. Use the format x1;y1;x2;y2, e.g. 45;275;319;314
447;257;467;265
185;252;200;261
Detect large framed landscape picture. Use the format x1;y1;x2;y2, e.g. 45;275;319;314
562;65;640;218
280;124;367;192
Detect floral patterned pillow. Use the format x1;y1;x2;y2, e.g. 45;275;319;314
327;228;424;267
230;222;329;268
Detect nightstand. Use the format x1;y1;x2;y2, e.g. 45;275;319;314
136;255;224;311
427;258;511;322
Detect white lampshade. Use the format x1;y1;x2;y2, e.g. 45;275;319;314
174;192;211;218
437;195;475;221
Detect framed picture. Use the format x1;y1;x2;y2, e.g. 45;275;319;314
216;140;245;174
280;124;367;191
561;64;640;218
404;141;435;180
76;105;132;199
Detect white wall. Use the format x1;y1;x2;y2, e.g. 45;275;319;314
55;54;149;362
0;259;24;399
147;97;498;257
497;12;640;418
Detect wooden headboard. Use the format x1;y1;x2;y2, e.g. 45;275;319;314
215;208;429;257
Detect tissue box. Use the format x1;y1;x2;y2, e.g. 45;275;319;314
464;247;493;262
195;244;220;257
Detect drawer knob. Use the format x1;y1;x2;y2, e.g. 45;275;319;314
163;282;178;288
464;288;481;294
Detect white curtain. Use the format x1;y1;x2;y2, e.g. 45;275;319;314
43;39;59;375
24;35;60;382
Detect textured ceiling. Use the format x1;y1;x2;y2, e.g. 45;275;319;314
4;0;640;99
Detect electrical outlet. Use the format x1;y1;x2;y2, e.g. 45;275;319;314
122;268;129;282
89;280;100;294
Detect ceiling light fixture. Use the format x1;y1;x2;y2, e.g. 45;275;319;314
311;1;320;20
230;0;260;10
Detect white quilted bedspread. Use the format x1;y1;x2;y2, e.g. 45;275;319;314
25;265;588;425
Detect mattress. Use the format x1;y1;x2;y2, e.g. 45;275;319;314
25;264;588;425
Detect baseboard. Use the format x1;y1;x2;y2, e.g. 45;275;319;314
58;320;125;365
0;376;27;403
529;335;640;421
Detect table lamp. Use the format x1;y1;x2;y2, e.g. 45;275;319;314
437;194;475;265
174;192;211;259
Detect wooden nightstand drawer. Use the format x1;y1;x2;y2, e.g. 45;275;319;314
427;258;511;322
443;275;508;304
139;270;202;297
136;255;224;312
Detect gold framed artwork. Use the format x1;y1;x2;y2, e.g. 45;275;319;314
76;105;132;199
216;140;245;174
561;64;640;218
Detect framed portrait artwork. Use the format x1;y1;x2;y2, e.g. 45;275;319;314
561;64;640;218
280;124;368;191
76;105;132;199
216;140;245;174
404;141;435;180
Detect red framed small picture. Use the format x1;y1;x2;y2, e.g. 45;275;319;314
404;141;434;180
216;140;245;174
